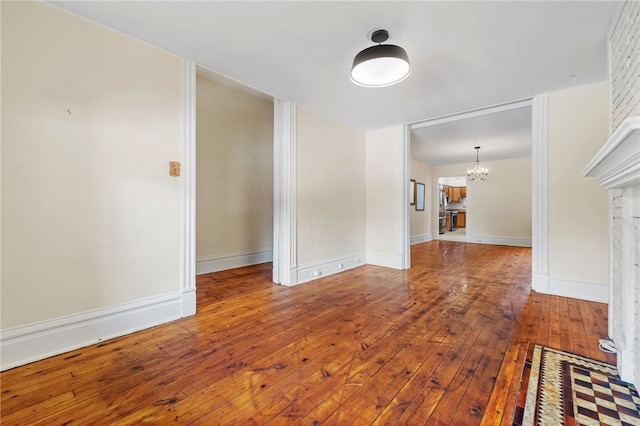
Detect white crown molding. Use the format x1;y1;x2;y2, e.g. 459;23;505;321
196;249;273;275
582;115;640;189
0;292;182;371
410;98;532;130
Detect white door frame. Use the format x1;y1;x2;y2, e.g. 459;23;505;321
181;59;197;316
404;96;548;286
272;99;297;286
183;73;295;300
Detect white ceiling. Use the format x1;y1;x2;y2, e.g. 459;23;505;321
411;104;532;166
48;1;620;165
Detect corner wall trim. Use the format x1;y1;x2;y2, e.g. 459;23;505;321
181;59;197;315
273;99;297;286
402;125;411;269
0;292;183;371
532;94;550;289
196;249;274;275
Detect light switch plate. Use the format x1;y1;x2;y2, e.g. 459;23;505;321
169;161;180;177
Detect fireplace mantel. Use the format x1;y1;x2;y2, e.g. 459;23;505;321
583;114;640;389
582;115;640;188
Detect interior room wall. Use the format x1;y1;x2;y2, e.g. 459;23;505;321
195;72;274;273
366;125;406;268
2;1;183;329
296;107;366;267
410;159;433;244
432;157;533;245
468;157;532;242
548;80;609;290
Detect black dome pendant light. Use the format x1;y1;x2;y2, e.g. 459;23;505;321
350;29;411;87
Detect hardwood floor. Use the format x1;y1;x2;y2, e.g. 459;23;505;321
1;241;614;425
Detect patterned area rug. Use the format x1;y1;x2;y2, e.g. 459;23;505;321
512;345;640;425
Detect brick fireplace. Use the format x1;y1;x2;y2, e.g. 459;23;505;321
583;0;640;390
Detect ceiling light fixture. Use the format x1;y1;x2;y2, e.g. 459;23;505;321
467;146;489;181
350;29;411;87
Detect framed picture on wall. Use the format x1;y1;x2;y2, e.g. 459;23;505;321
410;179;416;205
416;182;425;211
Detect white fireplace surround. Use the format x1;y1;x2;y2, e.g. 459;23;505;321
583;115;640;390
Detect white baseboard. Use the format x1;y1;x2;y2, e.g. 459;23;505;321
467;235;532;247
196;249;273;275
532;272;550;293
295;253;366;285
0;292;183;371
547;278;608;303
410;233;434;245
366;251;404;269
182;288;196;317
532;273;607;303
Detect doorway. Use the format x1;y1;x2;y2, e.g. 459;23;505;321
438;176;467;242
406;98;537;269
194;66;275;277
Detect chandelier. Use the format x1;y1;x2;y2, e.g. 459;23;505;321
467;146;489;181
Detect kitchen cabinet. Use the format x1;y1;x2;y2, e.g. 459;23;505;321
451;187;461;202
445;212;450;230
457;211;466;228
444;186;466;202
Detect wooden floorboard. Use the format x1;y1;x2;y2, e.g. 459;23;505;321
0;241;615;425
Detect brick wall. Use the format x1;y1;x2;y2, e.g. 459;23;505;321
610;0;640;129
607;1;640;386
610;189;625;346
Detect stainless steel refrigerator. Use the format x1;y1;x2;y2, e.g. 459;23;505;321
439;185;447;234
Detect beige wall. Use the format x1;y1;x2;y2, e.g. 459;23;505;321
366;125;406;268
296;107;366;266
548;81;609;286
1;2;183;328
432;157;532;243
410;159;433;240
469;157;532;240
196;73;273;260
